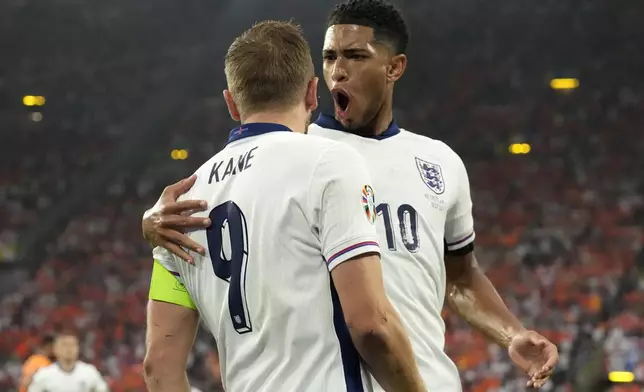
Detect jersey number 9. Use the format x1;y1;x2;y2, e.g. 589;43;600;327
206;201;253;334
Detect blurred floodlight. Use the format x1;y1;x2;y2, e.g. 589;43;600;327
550;78;579;90
608;371;635;383
508;143;531;155
30;112;43;122
23;96;36;106
22;95;46;106
171;149;189;160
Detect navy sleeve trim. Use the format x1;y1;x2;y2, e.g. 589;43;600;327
445;241;474;256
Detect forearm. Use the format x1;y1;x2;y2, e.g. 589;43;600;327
351;310;425;392
144;299;199;392
143;369;191;392
446;261;525;348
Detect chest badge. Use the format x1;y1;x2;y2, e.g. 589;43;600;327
415;158;445;195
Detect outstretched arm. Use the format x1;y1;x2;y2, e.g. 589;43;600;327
445;251;524;347
445;251;558;388
443;152;557;388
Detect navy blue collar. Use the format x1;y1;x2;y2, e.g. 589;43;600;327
314;113;400;140
227;122;292;144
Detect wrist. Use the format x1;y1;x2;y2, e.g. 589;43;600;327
504;325;528;348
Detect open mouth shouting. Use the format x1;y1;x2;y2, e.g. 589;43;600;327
332;88;351;120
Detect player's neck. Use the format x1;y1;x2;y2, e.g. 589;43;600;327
372;105;394;135
361;93;394;136
241;108;308;134
57;359;77;372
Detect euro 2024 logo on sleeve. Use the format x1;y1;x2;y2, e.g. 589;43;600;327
361;185;376;224
415;158;445;194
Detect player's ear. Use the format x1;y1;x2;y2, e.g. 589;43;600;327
223;89;241;122
387;54;407;83
305;77;319;113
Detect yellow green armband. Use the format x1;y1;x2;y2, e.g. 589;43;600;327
149;260;196;310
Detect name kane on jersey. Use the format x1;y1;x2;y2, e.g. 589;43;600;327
209;146;258;184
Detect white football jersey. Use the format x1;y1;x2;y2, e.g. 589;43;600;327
309;114;475;392
28;361;108;392
154;123;381;392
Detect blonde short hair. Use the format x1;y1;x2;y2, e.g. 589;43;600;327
224;20;315;115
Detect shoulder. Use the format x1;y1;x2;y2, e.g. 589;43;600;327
77;361;101;377
401;130;461;157
307;122;330;135
308;123;365;145
311;139;364;172
25;354;50;368
274;132;360;167
399;129;466;169
289;131;347;151
32;363;56;379
78;361;97;370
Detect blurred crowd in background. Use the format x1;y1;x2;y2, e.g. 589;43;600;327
0;0;642;391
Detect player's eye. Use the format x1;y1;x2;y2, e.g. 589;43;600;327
348;54;367;60
323;54;336;61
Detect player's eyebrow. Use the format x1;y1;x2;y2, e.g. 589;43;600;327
322;48;371;57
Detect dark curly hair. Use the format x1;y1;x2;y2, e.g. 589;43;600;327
327;0;409;54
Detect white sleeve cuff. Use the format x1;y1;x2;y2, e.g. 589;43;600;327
445;231;475;251
325;239;381;271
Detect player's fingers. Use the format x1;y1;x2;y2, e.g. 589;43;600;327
159;215;211;230
534;365;555;380
533;376;551;389
181;208;207;217
161;175;197;199
161;228;206;256
159;200;208;215
161;241;194;264
532;367;552;380
543;349;559;369
531;369;554;389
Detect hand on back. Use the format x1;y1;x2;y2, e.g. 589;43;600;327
142;175;211;263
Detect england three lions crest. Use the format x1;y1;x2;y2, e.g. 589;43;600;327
415;158;445;194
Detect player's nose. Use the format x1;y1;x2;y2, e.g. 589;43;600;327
331;63;349;83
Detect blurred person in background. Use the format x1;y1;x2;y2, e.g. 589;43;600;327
28;332;109;392
142;0;560;391
19;334;55;392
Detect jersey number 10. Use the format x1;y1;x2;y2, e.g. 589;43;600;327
206;201;253;334
376;203;419;252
